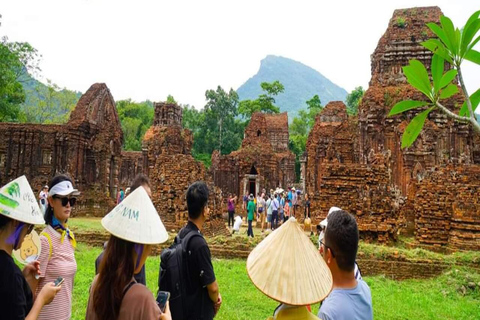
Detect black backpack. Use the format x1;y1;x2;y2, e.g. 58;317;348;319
158;230;203;320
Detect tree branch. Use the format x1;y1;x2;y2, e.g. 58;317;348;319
456;65;480;133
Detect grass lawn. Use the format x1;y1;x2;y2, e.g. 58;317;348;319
71;243;480;320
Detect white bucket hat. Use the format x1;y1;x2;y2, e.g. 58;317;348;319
320;206;342;227
102;186;168;244
0;176;45;225
247;217;332;305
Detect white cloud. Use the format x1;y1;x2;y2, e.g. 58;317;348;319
1;0;478;110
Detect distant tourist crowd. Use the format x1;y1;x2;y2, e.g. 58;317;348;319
1;173;372;320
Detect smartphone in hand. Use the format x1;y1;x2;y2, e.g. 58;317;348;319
156;291;170;313
54;277;64;287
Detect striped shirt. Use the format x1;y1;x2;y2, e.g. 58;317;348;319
36;225;77;320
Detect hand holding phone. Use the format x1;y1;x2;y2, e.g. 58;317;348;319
54;277;64;287
156;291;170;313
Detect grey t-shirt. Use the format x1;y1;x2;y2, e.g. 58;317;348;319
318;279;373;320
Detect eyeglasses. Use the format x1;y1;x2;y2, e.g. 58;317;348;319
320;240;335;257
53;196;77;207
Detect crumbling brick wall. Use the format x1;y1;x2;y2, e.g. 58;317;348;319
143;102;228;235
0;83;122;217
211;112;295;203
415;165;480;251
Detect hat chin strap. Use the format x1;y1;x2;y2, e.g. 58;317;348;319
134;244;144;269
6;222;25;250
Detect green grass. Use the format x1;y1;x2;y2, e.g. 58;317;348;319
71;243;480;320
68;217;104;232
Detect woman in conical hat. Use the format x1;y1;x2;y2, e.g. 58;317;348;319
247;217;333;320
0;176;61;320
86;186;172;320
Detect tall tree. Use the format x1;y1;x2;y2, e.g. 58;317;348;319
0;36;40;121
238;80;283;119
116;99;154;151
204;86;240;154
289;95;324;180
345;86;365;115
22;79;79;123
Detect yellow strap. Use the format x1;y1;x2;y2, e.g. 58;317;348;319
40;232;53;260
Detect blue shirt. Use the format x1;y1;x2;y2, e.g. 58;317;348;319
318;279;373;320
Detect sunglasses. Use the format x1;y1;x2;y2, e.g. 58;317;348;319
53;196;77;207
320;240;335;257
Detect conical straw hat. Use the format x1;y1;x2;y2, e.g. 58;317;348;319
0;176;44;225
102;186;168;244
247;217;332;306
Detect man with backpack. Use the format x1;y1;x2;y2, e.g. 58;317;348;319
159;181;221;320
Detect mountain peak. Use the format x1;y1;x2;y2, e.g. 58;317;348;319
237;56;347;120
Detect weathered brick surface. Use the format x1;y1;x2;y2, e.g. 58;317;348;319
143;102;228;236
0;83;122;217
118;151;143;188
211;112;295;201
415;165;480;251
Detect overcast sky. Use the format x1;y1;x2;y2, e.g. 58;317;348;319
1;0;479;109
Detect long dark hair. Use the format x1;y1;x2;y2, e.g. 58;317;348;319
44;174;73;226
93;235;135;320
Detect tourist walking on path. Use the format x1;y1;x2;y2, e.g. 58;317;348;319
247;194;256;238
304;194;311;219
227;194;237;228
86;186;171;320
243;193;248;212
246;217;332;320
278;193;285;225
116;188;125;204
257;193;266;232
33;174;79;320
318;210;372;320
271;194;280;230
266;195;273;230
291;188;297;218
0;176;61;320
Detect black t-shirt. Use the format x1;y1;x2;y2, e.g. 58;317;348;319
0;250;33;320
178;221;216;320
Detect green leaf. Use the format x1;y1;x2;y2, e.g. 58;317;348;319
403;60;433;99
401;107;434;148
465;49;480;65
461;19;480;56
440;16;458;55
468;34;480;52
439;69;457;88
427;22;452;49
439;84;458;99
431;54;444;93
389;100;428;116
459;88;480;117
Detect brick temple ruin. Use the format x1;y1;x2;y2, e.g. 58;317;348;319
0;83;123;216
210;112;295;198
305;7;480;250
